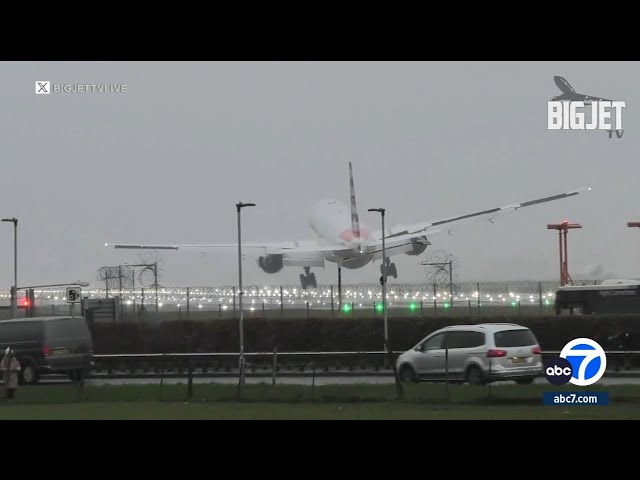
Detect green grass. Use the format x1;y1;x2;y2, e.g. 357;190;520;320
2;402;639;419
0;382;638;419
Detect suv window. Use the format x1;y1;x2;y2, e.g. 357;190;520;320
445;331;485;349
494;329;537;347
420;333;445;351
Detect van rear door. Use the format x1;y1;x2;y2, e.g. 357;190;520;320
43;317;93;371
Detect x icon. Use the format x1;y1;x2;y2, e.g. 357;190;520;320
35;81;50;94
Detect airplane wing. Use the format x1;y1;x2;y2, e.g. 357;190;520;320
377;187;590;241
108;242;287;251
106;240;346;256
108;187;590;261
107;239;352;269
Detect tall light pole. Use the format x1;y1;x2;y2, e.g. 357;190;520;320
2;218;18;318
368;208;387;349
237;202;256;386
368;207;403;398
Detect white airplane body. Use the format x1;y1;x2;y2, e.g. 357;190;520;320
108;162;589;288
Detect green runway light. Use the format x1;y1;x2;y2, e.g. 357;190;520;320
342;303;352;313
375;303;384;313
443;303;450;309
409;302;417;312
511;301;517;307
545;300;550;305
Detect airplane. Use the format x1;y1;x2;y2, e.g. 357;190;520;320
106;162;589;289
550;76;611;103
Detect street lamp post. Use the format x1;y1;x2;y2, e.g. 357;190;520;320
368;208;403;398
237;202;256;387
368;209;388;349
2;218;18;318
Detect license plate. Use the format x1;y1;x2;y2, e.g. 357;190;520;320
511;357;526;364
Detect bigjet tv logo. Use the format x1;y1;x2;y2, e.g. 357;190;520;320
547;76;626;139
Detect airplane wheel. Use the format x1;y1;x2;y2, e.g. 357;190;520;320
308;273;317;289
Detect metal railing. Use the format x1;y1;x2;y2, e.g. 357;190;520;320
86;350;640;378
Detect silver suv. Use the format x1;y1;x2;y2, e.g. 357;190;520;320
396;323;543;385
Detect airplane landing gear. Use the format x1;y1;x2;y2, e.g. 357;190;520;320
380;259;398;279
300;267;317;290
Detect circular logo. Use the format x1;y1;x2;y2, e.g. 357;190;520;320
560;338;607;386
544;357;573;385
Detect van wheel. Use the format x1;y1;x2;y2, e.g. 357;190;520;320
465;365;486;386
20;362;39;385
399;365;417;383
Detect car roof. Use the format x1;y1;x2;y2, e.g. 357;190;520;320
438;323;530;333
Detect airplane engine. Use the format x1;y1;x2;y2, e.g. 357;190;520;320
405;238;428;256
257;254;284;274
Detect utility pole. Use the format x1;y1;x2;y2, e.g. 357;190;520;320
236;201;256;387
337;262;342;318
368;209;388;349
2;218;18;318
154;262;158;312
449;259;453;308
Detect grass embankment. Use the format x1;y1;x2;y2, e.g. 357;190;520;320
0;382;638;419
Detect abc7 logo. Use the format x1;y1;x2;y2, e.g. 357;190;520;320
544;338;607;386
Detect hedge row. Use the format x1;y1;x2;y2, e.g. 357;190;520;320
89;315;640;354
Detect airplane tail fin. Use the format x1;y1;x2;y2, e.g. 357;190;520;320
348;162;361;246
554;76;576;95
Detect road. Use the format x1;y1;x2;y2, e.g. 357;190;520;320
47;375;640;386
23;367;640;387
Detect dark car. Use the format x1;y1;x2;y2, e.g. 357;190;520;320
0;316;93;384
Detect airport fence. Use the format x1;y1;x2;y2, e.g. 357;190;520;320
89;349;640;378
0;280;601;321
65;349;640;403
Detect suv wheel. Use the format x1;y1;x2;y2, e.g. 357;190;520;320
465;365;486;386
399;365;417;383
20;362;39;385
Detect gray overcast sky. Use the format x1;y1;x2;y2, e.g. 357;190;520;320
1;61;638;288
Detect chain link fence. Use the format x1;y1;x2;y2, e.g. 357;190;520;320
0;280;601;320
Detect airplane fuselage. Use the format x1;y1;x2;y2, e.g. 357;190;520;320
307;199;421;268
309;199;374;267
309;200;370;246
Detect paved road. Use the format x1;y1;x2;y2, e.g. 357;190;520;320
25;370;640;386
80;375;640;386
